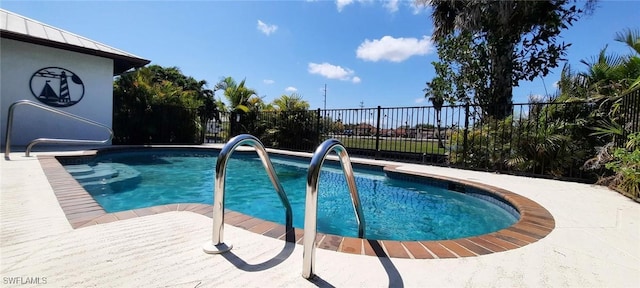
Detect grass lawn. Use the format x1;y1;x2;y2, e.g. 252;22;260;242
331;136;447;155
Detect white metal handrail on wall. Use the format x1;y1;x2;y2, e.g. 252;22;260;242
4;100;113;160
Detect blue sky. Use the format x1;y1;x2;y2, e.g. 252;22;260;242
2;0;639;110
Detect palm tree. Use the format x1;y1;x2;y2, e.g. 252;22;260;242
423;83;445;148
422;0;594;119
272;93;310;111
615;28;640;94
216;77;258;113
266;93;315;150
615;28;640;55
557;28;640;101
426;0;518;118
549;28;640;181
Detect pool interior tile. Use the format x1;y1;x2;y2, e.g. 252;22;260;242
339;237;362;255
318;235;342;251
69;219;93;229
290;228;305;244
479;235;521;250
518;221;553;234
65;210;105;219
494;232;532;247
402;241;434;259
363;239;387;257
223;211;249;225
247;221;277;235
94;214;119;224
314;233;327;246
467;237;507;253
177;203;202;212
58;199;101;207
38;153;557;260
439;240;476;257
225;213;253;226
131;208;156;217
263;224;287;239
149;205;172;214
455;239;493;255
507;226;545;240
113;210;138;221
190;205;213;216
235;217;265;230
164;204;181;211
381;241;410;258
420;242;457;258
274;227;299;243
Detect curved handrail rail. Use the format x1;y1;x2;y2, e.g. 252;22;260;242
203;134;293;254
302;139;366;279
4;100;113;160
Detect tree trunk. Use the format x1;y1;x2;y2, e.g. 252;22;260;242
486;34;514;120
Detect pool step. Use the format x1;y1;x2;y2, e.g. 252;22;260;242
64;164;94;176
65;163;119;182
65;163;141;186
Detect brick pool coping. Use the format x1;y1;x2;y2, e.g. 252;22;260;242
38;153;555;259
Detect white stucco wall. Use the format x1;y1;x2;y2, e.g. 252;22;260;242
1;38;113;146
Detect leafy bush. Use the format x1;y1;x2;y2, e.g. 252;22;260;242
251;110;320;151
605;133;640;200
448;110;597;179
113;65;215;144
448;117;513;170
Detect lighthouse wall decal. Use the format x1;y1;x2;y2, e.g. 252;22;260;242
30;67;85;107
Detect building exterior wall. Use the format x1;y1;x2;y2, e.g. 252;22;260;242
1;38;113;146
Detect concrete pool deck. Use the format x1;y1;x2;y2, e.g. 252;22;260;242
1;146;639;287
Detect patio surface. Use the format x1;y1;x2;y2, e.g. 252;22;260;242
1;146;639;287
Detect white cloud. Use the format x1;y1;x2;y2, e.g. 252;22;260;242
528;94;546;103
263;79;275;85
285;86;298;92
336;0;354;12
553;80;559;88
257;20;278;35
384;0;399;13
336;0;426;14
356;35;435;62
352;76;361;84
308;62;358;82
415;97;426;104
411;1;430;14
334;0;429;14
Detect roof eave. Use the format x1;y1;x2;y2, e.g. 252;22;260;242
1;30;150;75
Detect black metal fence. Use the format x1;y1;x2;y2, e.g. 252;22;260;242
203;94;639;182
114;105;203;144
621;90;640;145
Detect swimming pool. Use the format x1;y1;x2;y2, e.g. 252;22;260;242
63;149;519;241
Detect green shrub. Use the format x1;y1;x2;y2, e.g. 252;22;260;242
605;133;640;200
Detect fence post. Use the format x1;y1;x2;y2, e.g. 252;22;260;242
375;106;382;158
462;103;470;167
621;91;640;146
316;109;321;147
229;112;236;137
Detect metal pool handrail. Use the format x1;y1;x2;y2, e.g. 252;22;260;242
4;100;113;160
203;134;293;254
302;139;366;279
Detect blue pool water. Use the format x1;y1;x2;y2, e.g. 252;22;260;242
64;149;519;241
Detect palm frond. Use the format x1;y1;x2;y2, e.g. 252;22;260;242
590;120;623;138
614;28;640;55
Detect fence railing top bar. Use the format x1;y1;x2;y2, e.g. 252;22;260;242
310;101;599;114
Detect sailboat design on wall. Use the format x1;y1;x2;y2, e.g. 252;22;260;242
30;67;85;107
